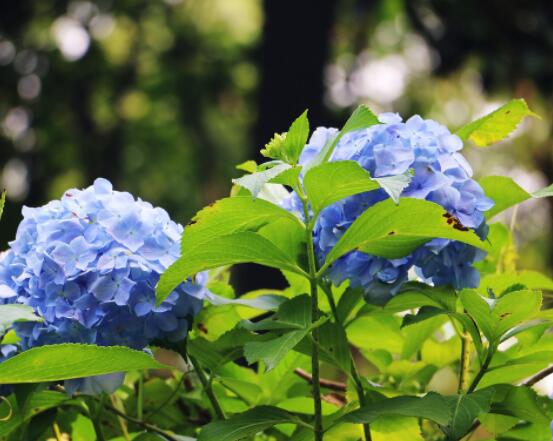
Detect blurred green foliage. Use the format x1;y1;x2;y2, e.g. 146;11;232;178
0;0;551;276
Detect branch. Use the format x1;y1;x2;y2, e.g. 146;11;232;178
522;364;553;387
54;386;180;441
466;364;553;436
294;368;347;392
101;401;182;441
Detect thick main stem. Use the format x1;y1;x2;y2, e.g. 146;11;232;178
467;345;494;394
301;198;324;441
458;332;471;393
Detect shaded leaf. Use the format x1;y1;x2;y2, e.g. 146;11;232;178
0;391;72;437
197;406;308;441
488;384;549;425
0;304;42;336
443;389;494;439
341;393;450;426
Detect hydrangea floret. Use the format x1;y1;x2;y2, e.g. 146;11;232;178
0;178;207;393
284;113;494;303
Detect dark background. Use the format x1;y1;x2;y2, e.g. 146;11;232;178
1;0;552;289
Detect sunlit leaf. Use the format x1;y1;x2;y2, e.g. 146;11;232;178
158;232;306;305
480;175;553;220
0;344;166;383
306;105;379;171
324;198;489;269
456;98;539;147
303;161;379;214
232;162;292;198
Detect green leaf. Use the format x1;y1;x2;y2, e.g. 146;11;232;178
532;182;553;198
488;384;549;425
373;170;412;204
306;105;379;171
443;389;494;439
158;232;306;305
480;175;553;220
491;290;542;338
303;161;380;214
336;287;363;324
1;329;21;345
261;132;287;161
370;416;425;441
0;391;72;437
460;289;542;344
317;321;352;374
0;344;166;383
480;176;530;220
480;270;553;295
283;110;310;164
0;190;5;221
205;291;286;311
479;351;553;387
0;304;42;336
243;296;328;371
268;165;302;189
180;196;303;253
459;289;495;342
323;198;489;270
197;406;308;441
341;393;450;426
260;111;309;164
240;295;313;332
232;162;292;198
387;283;457;312
401;306;485;362
235;160;257;173
456;98;539;147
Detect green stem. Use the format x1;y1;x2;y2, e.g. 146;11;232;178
467;345;495;394
301;197;324;441
91;394;107;441
458;332;471;393
321;282;371;441
350;361;372;441
189;354;226;420
137;372;144;420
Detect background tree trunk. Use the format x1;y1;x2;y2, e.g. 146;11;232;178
232;0;338;294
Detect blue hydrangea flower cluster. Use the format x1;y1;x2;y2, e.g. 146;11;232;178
0;178;207;392
289;113;493;303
